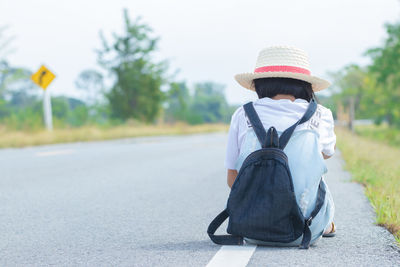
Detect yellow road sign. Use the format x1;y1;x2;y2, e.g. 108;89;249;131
31;65;56;90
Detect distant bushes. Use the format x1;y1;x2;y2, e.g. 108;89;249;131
0;10;237;131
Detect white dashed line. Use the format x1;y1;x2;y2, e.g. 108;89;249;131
36;149;75;157
206;244;257;267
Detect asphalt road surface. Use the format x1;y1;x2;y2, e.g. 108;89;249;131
1;133;399;266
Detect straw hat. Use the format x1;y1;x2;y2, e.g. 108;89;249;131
234;45;330;92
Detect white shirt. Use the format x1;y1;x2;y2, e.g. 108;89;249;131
225;97;336;170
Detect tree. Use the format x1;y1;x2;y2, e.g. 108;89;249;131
190;82;230;124
97;9;167;122
0;25;18;98
329;65;366;117
75;69;104;106
164;81;190;122
1;65;35;103
365;20;400;127
0;25;15;60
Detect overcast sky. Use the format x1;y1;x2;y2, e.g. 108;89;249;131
1;0;399;104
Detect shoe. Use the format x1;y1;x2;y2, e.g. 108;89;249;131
322;222;336;237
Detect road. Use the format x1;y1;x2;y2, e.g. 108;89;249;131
0;133;399;266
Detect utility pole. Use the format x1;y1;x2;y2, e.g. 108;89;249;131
349;96;355;132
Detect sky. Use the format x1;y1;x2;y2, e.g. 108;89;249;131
1;0;399;105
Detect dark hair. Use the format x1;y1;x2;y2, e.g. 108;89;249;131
252;77;316;102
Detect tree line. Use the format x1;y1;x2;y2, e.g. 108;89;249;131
0;10;237;131
324;19;400;129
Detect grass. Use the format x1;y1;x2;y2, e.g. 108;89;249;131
354;123;400;148
336;126;400;243
0;123;229;148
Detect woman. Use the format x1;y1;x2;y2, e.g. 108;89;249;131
225;46;336;246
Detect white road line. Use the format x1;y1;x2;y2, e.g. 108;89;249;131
36;149;75;157
206;244;257;267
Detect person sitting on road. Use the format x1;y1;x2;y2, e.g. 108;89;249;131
225;46;336;246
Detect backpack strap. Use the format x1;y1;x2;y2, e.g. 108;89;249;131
207;209;244;245
244;102;278;148
299;179;327;249
266;126;279;148
279;97;317;150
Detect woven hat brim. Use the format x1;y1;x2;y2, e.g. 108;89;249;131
234;71;330;92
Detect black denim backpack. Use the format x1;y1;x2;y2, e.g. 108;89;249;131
207;98;326;249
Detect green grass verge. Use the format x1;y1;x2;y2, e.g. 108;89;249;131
0;123;229;148
336;126;400;243
355;124;400;148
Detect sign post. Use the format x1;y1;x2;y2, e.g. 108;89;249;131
43;88;53;130
31;65;56;131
